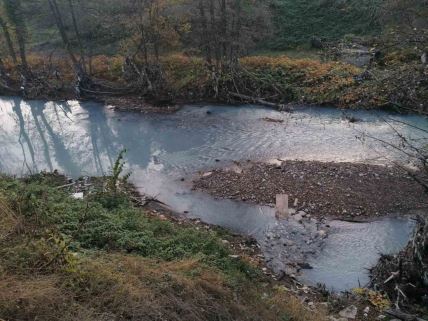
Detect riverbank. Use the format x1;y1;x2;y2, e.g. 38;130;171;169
0;172;326;321
1;53;426;114
193;160;428;220
1;172;426;320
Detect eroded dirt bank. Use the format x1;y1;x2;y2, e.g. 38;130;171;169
193;160;428;220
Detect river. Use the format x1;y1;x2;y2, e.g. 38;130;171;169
0;96;425;291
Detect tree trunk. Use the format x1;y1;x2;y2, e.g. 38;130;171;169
232;0;242;65
67;0;86;72
47;0;84;76
2;0;28;70
199;0;212;63
15;25;28;71
220;0;228;65
153;1;160;62
0;15;17;64
209;0;220;67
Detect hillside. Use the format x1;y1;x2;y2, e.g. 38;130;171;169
268;0;381;49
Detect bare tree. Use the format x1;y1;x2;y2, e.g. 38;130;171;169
190;0;271;68
2;0;28;71
67;0;86;72
0;14;17;64
47;0;83;74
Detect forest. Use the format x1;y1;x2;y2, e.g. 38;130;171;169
0;0;426;113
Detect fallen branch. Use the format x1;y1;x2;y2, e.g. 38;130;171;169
384;271;399;284
56;182;76;189
228;92;292;112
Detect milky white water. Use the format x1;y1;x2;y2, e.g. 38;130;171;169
0;96;425;291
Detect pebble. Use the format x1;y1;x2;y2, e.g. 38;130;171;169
317;230;327;238
284;240;295;246
339;305;358;319
363;306;370;318
293;213;303;222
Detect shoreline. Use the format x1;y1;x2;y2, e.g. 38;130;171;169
0;52;425;116
1;92;421;119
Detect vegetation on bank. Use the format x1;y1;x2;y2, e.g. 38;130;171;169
1;51;427;113
0;0;426;113
0;173;328;321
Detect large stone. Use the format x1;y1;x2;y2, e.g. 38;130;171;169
339;305;358;319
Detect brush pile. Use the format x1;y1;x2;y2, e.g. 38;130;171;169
370;216;428;315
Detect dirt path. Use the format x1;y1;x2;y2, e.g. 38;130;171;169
193;160;428;219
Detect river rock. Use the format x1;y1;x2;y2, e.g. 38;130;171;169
293;212;303;223
284;240;294;246
339;305;358;319
317;230;327;238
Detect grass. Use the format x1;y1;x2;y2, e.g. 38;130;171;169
0;173;328;321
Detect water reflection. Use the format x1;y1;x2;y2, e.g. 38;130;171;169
12;98;37;172
1;96;426;178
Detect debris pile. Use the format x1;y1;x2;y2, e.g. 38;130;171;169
370;216;428;315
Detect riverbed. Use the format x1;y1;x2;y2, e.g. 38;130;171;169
0;96;425;291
